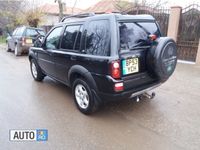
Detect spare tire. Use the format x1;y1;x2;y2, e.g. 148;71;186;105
147;37;177;82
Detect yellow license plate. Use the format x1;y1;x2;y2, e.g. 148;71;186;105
26;39;32;44
122;58;139;75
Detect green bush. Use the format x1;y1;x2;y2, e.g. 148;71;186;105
0;36;6;44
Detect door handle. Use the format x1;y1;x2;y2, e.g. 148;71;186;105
71;56;77;60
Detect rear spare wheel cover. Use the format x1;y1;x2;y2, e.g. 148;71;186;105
160;41;177;78
148;38;177;82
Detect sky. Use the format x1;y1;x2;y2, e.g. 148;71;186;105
35;0;200;9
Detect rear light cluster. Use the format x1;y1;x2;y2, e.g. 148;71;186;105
111;60;121;79
110;60;124;92
20;37;32;46
149;34;157;41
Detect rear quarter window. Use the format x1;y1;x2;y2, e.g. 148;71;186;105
85;20;111;56
15;27;25;36
119;22;160;50
61;25;82;51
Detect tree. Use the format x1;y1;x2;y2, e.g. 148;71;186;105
0;0;26;33
115;0;167;14
25;9;43;27
72;0;78;14
22;0;43;27
0;0;44;33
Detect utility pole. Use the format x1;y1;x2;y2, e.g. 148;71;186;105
55;0;63;21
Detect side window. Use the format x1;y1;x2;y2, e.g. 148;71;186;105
15;27;25;36
12;28;18;36
85;20;110;56
45;27;63;49
61;25;82;51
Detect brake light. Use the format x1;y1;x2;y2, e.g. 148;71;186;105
149;34;157;41
111;60;121;79
114;82;124;92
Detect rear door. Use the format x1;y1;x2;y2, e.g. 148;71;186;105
9;28;18;50
54;24;83;82
9;27;25;49
14;27;25;44
118;21;161;90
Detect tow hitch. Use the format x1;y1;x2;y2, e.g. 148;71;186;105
136;92;156;102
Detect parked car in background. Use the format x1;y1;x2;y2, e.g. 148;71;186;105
6;26;45;56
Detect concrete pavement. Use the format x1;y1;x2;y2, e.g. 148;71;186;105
0;45;200;150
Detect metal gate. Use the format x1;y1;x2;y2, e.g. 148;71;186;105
126;6;170;36
177;4;200;62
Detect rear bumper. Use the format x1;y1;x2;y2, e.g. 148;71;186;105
21;45;33;53
18;42;33;53
92;72;161;101
98;82;161;101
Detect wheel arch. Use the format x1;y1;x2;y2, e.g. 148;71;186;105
28;50;37;62
68;65;98;91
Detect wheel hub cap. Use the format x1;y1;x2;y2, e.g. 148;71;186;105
32;63;37;78
75;84;89;109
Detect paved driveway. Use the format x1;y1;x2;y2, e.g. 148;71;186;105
0;45;200;150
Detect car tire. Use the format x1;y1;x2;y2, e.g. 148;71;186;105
30;59;45;81
14;44;21;56
72;78;99;115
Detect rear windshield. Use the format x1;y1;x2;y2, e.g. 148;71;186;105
25;28;45;37
119;22;160;50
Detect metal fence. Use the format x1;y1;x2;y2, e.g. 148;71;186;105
177;4;200;61
126;6;170;36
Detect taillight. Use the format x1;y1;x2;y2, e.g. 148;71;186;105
110;60;121;79
149;34;157;41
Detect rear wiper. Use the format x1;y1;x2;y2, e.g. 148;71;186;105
129;39;151;50
130;45;150;50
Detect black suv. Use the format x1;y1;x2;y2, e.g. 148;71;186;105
29;13;177;114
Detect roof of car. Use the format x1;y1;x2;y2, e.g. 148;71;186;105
16;26;44;30
57;13;155;25
115;14;155;21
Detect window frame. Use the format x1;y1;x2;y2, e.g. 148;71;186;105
44;26;63;50
59;24;83;53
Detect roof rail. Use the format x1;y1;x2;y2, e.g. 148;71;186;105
60;12;128;22
61;13;95;22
